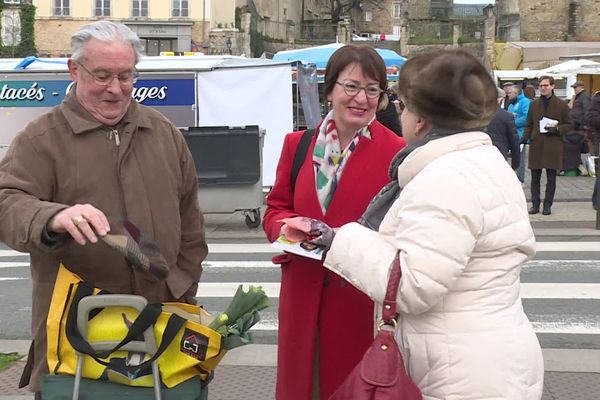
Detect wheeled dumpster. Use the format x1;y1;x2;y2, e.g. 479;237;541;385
182;125;265;228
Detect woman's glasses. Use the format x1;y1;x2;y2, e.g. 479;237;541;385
336;81;383;98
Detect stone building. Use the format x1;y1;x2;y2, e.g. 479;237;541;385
244;0;303;22
496;0;600;41
357;0;430;38
431;0;453;18
30;0;235;56
1;0;25;49
247;0;435;39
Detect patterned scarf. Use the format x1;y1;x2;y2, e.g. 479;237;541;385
313;110;373;213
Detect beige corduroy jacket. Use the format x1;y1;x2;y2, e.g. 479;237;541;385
0;89;207;392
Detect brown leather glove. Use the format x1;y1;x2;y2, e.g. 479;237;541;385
101;217;170;280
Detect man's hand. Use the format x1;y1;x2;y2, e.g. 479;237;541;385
47;204;110;245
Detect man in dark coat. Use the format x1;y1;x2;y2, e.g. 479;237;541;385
562;131;588;173
486;106;520;170
522;75;572;215
584;92;600;209
499;81;514;110
570;81;594;159
568;80;591;131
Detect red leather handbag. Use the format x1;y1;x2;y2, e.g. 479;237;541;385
329;255;422;400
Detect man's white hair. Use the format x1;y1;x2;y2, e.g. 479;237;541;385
71;20;143;64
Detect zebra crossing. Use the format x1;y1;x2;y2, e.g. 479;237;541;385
200;242;600;340
1;239;599;348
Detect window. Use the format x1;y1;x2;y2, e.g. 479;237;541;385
95;0;110;17
2;10;21;46
54;0;70;16
172;0;189;17
392;2;402;18
132;0;148;17
142;38;176;56
4;0;21;4
364;11;372;22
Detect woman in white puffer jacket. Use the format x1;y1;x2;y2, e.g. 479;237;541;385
322;50;544;399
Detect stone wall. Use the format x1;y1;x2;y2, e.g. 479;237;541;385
496;0;519;15
578;1;600;40
35;19;230;57
208;28;240;55
360;0;429;35
406;42;484;60
35;19;93;56
519;0;569;41
252;0;303;22
496;0;600;41
191;20;210;48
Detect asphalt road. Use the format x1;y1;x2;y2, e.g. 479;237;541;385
0;233;599;353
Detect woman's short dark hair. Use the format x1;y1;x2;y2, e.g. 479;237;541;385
323;45;388;101
397;49;497;130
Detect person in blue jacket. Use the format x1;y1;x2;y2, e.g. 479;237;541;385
507;84;532;182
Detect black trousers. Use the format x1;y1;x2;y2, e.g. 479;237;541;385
593;156;600;209
530;168;557;207
591;136;600;208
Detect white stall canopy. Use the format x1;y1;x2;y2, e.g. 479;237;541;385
0;55;293;186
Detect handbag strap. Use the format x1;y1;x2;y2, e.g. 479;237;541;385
382;254;401;324
290;128;314;193
65;282;186;371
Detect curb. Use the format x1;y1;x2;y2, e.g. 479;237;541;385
1;341;599;373
0;341;275;367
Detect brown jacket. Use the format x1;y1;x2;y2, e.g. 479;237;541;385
522;94;572;170
0;90;207;391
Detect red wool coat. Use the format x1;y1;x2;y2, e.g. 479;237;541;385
263;121;405;400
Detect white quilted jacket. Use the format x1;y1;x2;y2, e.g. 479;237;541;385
324;131;544;400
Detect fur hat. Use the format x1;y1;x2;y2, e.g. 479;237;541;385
398;49;497;130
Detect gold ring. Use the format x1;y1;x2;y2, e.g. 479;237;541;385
73;216;84;226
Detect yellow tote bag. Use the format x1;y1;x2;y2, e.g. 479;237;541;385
47;264;226;388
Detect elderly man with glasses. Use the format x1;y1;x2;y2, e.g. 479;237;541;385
0;21;207;396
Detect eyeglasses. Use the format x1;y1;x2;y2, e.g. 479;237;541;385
76;61;139;86
336;81;383;98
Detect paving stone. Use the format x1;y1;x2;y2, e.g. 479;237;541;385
2;360;600;399
0;360;29;396
0;361;276;400
543;371;600;400
209;365;276;400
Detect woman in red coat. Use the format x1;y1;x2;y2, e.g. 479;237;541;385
263;45;406;400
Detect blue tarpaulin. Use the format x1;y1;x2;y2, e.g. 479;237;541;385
273;43;406;69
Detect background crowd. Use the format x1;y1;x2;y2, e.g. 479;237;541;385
373;72;600;215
